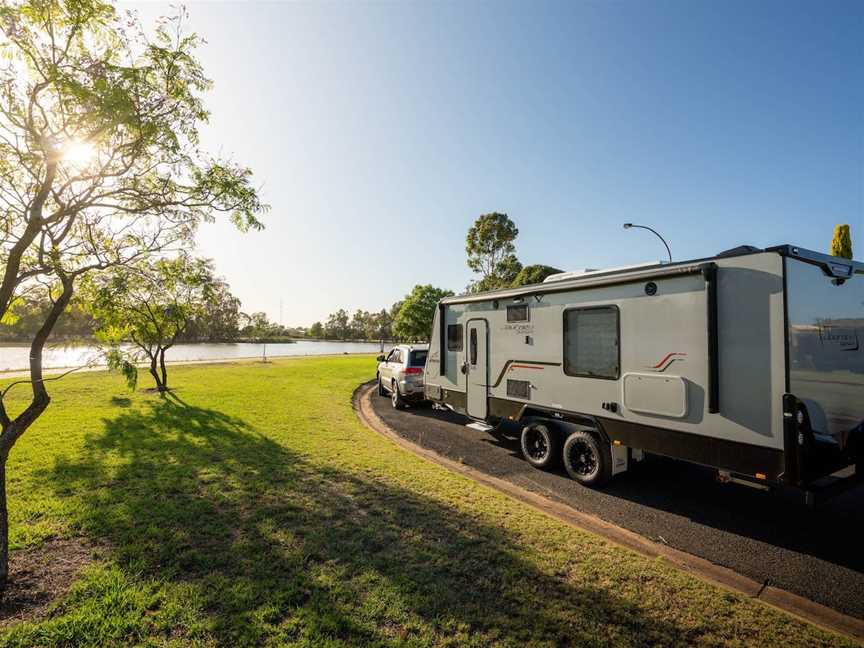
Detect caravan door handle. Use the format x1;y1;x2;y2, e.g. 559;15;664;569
461;362;469;375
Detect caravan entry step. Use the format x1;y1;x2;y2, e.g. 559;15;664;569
466;421;495;433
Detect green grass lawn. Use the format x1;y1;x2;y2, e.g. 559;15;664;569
0;357;851;646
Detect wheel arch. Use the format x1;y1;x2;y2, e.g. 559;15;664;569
518;407;611;445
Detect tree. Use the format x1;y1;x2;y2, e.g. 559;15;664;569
511;264;563;287
392;285;453;341
0;1;265;591
183;277;242;342
240;311;282;361
830;224;853;260
350;309;371;340
85;256;218;391
307;321;324;338
0;294;94;341
369;308;392;340
241;311;280;340
466;212;522;291
325;309;349;340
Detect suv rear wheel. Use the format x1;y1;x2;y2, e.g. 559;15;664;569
391;381;405;409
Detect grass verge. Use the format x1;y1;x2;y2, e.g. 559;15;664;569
0;357;854;646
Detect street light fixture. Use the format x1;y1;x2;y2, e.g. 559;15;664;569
623;223;672;263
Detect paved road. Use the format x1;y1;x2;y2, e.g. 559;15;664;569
370;393;864;620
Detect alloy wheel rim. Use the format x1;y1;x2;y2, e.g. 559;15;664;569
569;440;597;476
526;429;549;461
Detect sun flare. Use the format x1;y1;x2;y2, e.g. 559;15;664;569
62;140;96;168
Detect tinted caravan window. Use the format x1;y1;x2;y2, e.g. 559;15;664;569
447;324;463;351
563;307;619;379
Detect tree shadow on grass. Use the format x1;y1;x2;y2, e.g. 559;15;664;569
34;396;770;646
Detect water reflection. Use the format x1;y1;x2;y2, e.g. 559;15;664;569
0;340;391;372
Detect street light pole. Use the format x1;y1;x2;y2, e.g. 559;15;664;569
623;223;672;263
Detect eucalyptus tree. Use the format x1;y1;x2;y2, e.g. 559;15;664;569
466;212;522;291
84;256;219;392
325;309;350;340
392;285;453;341
511;264;563;287
187;278;242;341
0;0;266;591
307;321;324;338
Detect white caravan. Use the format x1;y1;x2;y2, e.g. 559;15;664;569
424;245;863;501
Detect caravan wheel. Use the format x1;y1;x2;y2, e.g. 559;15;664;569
563;431;612;487
520;423;561;469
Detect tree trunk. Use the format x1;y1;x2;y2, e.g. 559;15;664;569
148;354;165;392
159;348;168;391
0;456;7;595
0;277;71;593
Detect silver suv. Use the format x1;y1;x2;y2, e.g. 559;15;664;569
376;344;429;408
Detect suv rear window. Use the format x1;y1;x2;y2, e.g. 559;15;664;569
408;350;428;367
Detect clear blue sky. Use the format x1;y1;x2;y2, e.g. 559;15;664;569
128;0;863;326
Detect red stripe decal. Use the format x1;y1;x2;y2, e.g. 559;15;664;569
653;352;687;369
509;364;545;371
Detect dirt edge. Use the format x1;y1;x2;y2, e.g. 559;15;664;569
0;536;101;628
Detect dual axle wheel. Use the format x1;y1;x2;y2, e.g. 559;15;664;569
520;423;613;487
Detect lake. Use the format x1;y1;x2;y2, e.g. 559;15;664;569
0;340;391;372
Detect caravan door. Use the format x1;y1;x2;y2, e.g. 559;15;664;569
466;320;489;419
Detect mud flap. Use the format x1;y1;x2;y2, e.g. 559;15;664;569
611;443;629;476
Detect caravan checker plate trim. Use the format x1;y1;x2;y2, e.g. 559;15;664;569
424;245;864;497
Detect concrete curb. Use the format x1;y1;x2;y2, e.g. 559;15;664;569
353;382;864;644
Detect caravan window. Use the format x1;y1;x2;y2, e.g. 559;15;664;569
447;324;463;351
563;306;620;379
469;327;478;365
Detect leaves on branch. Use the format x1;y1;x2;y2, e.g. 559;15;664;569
392;285;453;342
0;0;265;450
465;213;522;292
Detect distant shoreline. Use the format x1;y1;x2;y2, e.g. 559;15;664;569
0;337;396;346
0;339;395;374
0;351;381;379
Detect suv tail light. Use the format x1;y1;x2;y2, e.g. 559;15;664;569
403;367;423;375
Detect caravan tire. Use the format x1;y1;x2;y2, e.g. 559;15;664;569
563;431;612;487
520;423;561;469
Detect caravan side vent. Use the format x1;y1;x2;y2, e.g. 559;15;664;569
507;379;531;399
